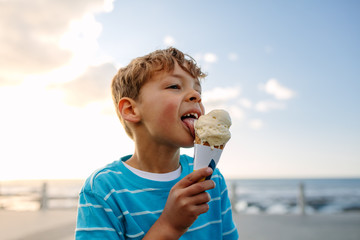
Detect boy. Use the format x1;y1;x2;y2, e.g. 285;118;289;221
76;47;239;239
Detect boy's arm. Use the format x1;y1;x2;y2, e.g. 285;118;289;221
76;191;124;239
143;167;215;240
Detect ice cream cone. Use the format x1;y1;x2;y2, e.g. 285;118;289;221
193;133;224;181
195;134;224;150
193;109;231;180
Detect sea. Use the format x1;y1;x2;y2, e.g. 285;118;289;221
1;178;359;214
227;178;360;215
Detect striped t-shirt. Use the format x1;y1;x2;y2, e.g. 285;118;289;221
76;154;239;239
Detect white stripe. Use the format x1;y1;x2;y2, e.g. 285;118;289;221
89;171;97;191
212;174;221;179
117;210;129;219
222;206;232;215
78;203;102;208
78;203;113;212
118;209;163;219
76;227;116;232
89;166;112;191
209;196;221;203
104;188;160;201
130;209;163;216
104;189;116;201
221;187;228;196
211;174;223;180
97;170;123;178
126;231;145;238
89;168;123;190
223;227;237;236
187;219;222;232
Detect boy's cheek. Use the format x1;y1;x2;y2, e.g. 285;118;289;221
162;102;179;119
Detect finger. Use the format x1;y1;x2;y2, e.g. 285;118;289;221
189;192;211;205
186;180;215;196
176;167;213;188
191;202;210;216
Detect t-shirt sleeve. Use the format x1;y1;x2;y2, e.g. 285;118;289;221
75;190;125;239
218;172;239;240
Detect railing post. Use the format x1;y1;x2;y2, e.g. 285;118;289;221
298;182;306;215
231;182;237;213
39;182;48;211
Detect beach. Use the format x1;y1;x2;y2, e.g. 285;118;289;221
1;210;359;240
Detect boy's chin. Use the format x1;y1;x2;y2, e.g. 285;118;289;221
177;134;195;148
182;141;195;148
182;145;194;149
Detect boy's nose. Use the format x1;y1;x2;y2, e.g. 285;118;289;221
187;90;201;102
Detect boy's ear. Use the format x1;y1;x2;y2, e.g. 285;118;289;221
118;97;141;123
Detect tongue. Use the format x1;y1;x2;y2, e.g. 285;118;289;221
182;118;196;138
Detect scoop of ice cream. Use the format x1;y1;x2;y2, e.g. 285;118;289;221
194;109;231;148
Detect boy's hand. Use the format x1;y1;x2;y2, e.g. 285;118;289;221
149;167;215;239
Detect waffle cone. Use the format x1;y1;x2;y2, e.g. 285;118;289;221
195;134;225;150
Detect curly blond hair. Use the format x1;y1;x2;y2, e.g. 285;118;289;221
111;47;206;138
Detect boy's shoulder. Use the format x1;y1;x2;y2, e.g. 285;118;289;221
80;155;191;190
81;156;129;195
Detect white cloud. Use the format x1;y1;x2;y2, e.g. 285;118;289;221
0;0;110;85
228;53;238;61
228;105;245;120
51;62;117;106
203;53;218;63
249;119;264;130
0;82;129;180
163;35;176;46
202;87;240;104
255;100;286;112
203;103;245;122
239;98;252;109
201;87;245;121
259;78;295;100
59;13;102;56
103;0;115;12
193;52;218;72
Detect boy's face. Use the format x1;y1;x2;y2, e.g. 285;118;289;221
136;62;205;148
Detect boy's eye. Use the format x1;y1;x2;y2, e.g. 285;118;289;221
167;84;181;90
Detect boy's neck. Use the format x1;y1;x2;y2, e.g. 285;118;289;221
126;142;181;173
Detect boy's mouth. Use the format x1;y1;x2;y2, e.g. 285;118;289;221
181;112;199;138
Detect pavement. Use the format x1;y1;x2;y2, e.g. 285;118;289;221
234;213;360;240
1;210;360;240
0;210;76;240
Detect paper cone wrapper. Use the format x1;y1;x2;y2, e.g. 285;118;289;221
194;135;224;180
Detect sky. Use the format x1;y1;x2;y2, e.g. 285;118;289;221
0;0;359;180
